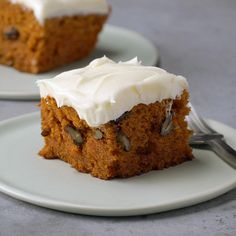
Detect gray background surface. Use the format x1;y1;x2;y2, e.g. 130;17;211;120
0;0;235;235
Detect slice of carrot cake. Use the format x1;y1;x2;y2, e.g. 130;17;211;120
0;0;110;73
37;56;193;180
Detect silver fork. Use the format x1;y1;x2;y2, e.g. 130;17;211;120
189;133;223;145
187;103;236;169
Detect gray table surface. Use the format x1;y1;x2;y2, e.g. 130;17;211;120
0;0;236;235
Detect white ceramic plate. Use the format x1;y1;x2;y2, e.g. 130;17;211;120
0;25;159;101
0;112;235;217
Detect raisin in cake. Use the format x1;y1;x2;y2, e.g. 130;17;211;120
0;0;109;73
37;56;193;180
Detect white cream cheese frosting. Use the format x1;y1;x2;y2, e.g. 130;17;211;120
37;56;189;127
10;0;109;24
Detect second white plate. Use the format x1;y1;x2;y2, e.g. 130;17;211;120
0;25;159;100
0;112;235;216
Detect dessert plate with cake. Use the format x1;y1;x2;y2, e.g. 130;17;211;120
0;0;159;100
0;57;235;216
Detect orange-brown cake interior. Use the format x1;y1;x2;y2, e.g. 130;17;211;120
0;0;109;73
39;90;193;180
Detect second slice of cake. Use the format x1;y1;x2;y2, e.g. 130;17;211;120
0;0;109;73
37;57;193;179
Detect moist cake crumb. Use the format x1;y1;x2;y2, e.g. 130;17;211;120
37;57;193;179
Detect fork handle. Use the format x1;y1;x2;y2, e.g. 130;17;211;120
207;139;236;169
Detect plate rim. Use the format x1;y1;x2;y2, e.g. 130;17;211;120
0;180;235;216
0;24;159;101
0;112;235;216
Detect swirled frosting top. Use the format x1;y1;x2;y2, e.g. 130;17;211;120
10;0;109;24
37;56;189;127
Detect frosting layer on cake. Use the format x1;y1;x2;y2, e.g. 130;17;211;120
10;0;109;24
37;57;189;127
